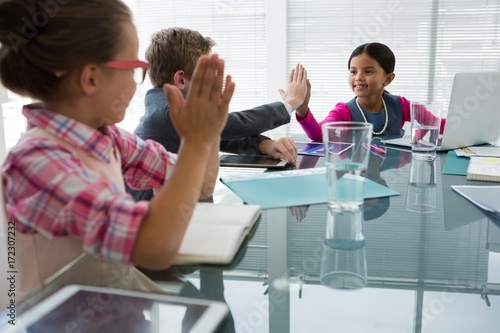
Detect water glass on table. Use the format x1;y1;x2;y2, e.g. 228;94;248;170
410;101;443;159
321;122;373;213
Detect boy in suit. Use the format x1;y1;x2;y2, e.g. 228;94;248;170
131;27;308;200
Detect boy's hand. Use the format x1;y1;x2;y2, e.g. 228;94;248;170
259;137;298;165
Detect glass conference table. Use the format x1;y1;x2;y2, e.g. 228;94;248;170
16;143;500;333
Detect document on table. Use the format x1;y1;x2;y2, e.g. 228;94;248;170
220;167;399;209
454;145;500;157
451;185;500;218
466;157;500;182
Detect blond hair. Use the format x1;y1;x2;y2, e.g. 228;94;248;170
145;27;215;87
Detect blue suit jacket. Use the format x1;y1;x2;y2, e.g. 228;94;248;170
128;87;291;201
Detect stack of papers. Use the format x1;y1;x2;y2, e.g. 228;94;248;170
443;146;500;176
454;145;500;157
451;185;500;218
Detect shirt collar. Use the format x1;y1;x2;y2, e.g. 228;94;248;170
145;86;188;100
22;104;114;163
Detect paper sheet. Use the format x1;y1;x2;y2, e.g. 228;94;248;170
451;185;500;217
454;146;500;157
220;168;399;209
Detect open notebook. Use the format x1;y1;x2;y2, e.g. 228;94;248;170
174;203;261;265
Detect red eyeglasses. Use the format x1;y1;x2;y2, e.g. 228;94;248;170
102;60;149;85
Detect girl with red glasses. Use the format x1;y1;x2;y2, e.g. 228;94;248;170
0;0;234;303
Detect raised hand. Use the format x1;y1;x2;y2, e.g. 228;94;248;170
279;64;308;111
295;78;311;119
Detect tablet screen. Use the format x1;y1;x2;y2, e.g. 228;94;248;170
219;154;287;168
295;141;325;156
10;286;228;333
296;141;353;156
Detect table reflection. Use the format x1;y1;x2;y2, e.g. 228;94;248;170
14;145;500;333
216;147;498;332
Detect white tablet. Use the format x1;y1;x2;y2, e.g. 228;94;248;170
295;141;326;156
4;284;228;333
219;153;288;168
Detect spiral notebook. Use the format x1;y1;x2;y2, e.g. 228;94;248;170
466;157;500;182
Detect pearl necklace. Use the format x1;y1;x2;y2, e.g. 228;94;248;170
355;97;388;136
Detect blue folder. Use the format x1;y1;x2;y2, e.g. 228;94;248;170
442;151;470;175
220;169;399;209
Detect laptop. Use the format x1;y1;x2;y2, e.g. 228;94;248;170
383;71;500;151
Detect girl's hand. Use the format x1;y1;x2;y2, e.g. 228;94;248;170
295;79;311;119
279;64;308;111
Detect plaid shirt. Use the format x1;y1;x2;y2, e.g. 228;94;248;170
2;105;177;264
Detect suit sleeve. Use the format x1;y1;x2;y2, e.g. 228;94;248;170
220;135;269;155
221;102;290;140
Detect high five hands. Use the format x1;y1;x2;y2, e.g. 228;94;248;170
279;64;308;111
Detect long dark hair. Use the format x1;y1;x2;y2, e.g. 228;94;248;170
348;42;395;74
